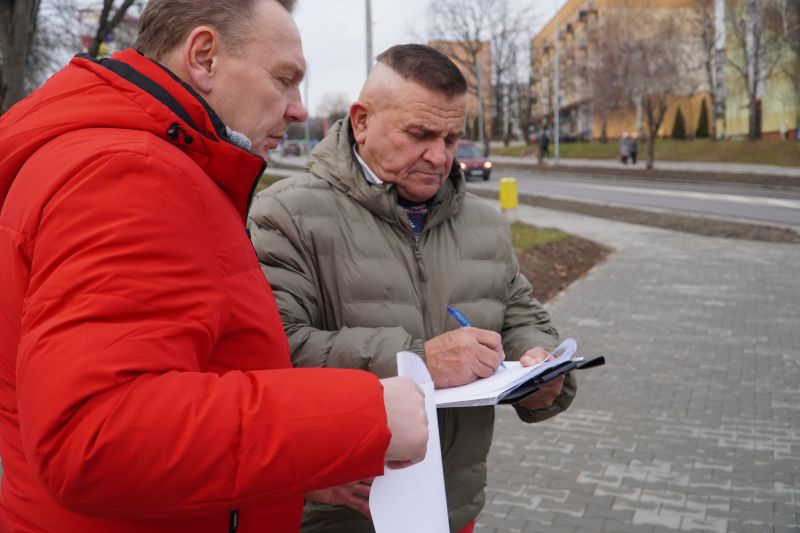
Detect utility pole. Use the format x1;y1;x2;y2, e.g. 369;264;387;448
366;0;374;75
553;0;560;165
476;62;487;155
713;0;727;140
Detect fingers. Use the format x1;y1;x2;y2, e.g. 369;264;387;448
425;328;505;388
472;343;505;378
347;482;372;518
520;347;550;367
352;480;373;499
306;481;374;518
385;459;415;469
349;496;371;518
515;375;565;409
470;327;504;354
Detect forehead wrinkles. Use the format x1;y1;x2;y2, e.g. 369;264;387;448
381;93;466;135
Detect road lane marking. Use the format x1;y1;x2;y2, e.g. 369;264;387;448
537;181;800;209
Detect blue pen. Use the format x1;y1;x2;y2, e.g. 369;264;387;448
447;306;506;369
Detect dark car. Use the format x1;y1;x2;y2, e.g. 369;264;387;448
456;141;492;181
281;141;302;156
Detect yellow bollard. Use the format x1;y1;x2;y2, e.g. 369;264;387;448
499;177;518;221
499;177;518;208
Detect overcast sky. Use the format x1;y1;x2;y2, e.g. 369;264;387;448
293;0;568;116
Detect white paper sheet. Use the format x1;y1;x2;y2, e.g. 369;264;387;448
368;351;449;533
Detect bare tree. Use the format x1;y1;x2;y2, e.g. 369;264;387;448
726;0;787;140
1;0;42;113
594;8;689;169
636;17;694;168
487;1;532;143
427;0;531;150
774;0;800;134
27;0;81;88
317;92;350;125
427;0;491;153
2;0;143;114
690;0;726;140
86;0;141;58
587;14;630;144
513;43;536;146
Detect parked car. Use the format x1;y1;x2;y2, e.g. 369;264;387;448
281;141;302;156
456;141;492;181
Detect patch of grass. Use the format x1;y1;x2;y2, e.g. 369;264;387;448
254;174;285;193
511;221;569;253
492;139;800;167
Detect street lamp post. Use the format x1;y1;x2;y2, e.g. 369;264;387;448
476;62;486;154
553;0;560;165
366;0;373;75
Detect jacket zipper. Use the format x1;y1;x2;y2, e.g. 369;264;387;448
244;160;268;222
229;510;239;533
410;231;433;341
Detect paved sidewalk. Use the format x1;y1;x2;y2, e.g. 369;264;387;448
476;204;800;532
490;155;800;178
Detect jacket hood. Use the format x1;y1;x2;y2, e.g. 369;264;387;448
306;119;466;228
0;49;265;220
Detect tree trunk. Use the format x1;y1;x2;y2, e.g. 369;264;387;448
600;113;608;143
710;110;717;141
1;0;41;113
643;97;667;170
646;136;656;170
748;95;761;140
87;0;139;58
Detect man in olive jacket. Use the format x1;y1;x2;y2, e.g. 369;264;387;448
249;44;577;533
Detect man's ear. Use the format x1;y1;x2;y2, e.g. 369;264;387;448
350;101;369;144
181;26;219;95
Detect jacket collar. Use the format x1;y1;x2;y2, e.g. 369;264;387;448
0;49;265;221
308;119;466;231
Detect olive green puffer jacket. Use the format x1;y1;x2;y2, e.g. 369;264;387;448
248;120;577;533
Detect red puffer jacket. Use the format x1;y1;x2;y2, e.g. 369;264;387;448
0;50;390;532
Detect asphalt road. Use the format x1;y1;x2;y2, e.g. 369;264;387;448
469;168;800;228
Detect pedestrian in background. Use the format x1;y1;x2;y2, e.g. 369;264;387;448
629;132;639;165
0;1;428;531
537;128;550;164
250;44;577;533
619;132;631;164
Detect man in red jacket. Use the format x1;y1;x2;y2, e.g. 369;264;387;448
0;1;428;531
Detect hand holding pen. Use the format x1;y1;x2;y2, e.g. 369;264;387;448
418;306;506;389
447;306;506;369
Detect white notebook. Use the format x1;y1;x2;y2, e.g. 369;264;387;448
434;338;577;408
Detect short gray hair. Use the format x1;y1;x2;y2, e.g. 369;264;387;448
135;0;296;59
376;44;467;98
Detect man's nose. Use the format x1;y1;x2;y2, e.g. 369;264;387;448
286;89;309;124
423;138;448;167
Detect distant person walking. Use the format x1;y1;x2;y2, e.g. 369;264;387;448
537;130;550;164
619;132;630;164
629;133;639;165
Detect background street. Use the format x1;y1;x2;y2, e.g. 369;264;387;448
271;155;800;228
468;167;800;229
475;202;800;533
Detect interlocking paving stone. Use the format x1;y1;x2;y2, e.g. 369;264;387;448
476;204;800;532
603;519;654;533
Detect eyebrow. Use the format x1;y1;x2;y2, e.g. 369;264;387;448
407;125;463;140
